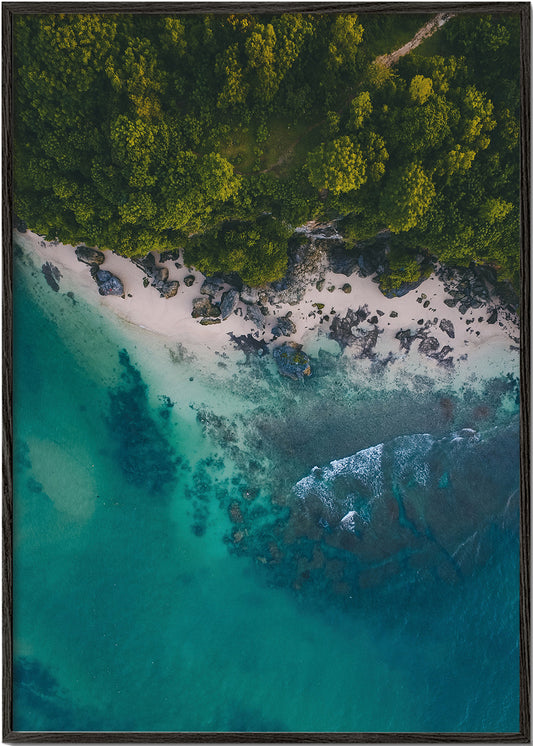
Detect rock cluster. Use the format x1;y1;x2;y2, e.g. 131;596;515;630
131;253;178;299
72;244;125;297
328;306;380;358
41;262;62;292
272;314;297;338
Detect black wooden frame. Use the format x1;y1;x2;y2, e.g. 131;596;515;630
2;2;530;742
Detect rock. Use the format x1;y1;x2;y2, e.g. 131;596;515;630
229;502;244;524
153;266;169;285
418;336;440;356
131;252;156;274
199;318;221;326
228;333;269;359
423;300;430;308
41;262;61;291
342;284;352;294
389;310;398;318
200;277;223;297
458;304;468;315
240;286;260;304
327;285;335;293
245;303;265;330
220;289;240;320
191;297;221;318
376;310;384;316
395;329;418;352
159;280;179;299
92;268;124;297
316;279;325;292
369;315;378;325
75;246;104;266
444;298;457;308
439;319;455;339
290;424;519;586
273;342;311;380
143;277;150;288
15;216;27;233
272;315;297;338
487;309;498;324
184;275;195;287
158;250;181;262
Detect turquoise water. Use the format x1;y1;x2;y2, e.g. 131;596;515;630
12;248;520;733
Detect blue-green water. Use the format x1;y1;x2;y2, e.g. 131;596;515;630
13;249;520;733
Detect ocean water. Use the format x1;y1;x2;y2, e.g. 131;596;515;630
12;247;520;733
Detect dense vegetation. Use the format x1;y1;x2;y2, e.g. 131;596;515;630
14;12;521;287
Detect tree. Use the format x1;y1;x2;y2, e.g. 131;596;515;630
348;91;372;131
380;163;436;233
409;74;433;104
306;137;367;195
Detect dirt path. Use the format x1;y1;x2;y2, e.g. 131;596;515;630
374;11;455;68
261;12;455;175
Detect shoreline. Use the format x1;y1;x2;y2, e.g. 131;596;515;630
13;227;520;387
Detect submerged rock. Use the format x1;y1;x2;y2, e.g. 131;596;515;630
289;423;519;585
273;342;311;380
41;262;62;292
75;246;104;266
228;333;269;359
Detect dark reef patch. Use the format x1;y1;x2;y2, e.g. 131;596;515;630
107;349;179;494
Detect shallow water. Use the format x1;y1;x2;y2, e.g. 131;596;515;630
12;248;520;733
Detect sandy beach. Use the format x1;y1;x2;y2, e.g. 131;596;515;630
14;227;520;386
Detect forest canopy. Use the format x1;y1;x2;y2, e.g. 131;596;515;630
13;12;521;287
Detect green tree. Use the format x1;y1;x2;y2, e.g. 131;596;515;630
380;163;436;233
306;136;367;195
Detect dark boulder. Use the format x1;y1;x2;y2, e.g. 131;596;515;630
15;216;27;233
439;319;455;339
192;297;221;318
200;278;223;297
220;289;240;320
272;315;297;338
159;281;179;299
75;246;104;266
153;266;169;285
487;309;498;324
184;275;195;287
92;268;124;297
245;303;265;330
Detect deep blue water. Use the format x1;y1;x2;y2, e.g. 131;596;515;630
12;250;520;733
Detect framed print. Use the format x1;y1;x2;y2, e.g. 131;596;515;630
3;2;530;741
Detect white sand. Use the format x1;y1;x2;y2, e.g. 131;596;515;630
15;228;519;386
